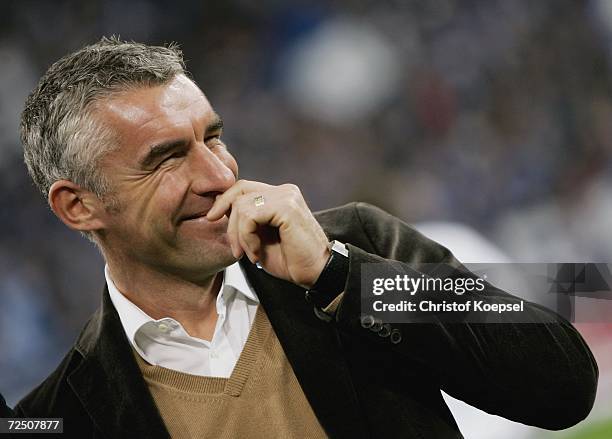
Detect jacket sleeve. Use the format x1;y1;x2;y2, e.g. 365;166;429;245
332;202;598;430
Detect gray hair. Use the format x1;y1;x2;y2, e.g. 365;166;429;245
21;36;187;199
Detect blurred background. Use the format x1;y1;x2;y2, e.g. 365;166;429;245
1;0;611;437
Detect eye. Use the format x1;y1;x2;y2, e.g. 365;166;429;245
205;134;221;142
205;135;225;148
157;150;187;168
167;151;186;160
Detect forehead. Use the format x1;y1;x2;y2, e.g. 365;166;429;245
95;74;214;151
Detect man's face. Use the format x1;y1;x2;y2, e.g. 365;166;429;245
93;74;238;281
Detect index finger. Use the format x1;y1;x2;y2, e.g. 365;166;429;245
206;179;270;220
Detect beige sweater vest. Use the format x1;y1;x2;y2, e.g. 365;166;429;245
134;306;328;439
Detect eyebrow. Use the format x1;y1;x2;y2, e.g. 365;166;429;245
139;114;224;168
206;116;224;136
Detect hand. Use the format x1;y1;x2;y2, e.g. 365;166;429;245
206;180;330;289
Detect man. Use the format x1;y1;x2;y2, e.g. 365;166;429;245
1;37;598;438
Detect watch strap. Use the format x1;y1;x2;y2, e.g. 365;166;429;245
306;241;349;308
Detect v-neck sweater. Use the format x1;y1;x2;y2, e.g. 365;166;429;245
134;306;328;438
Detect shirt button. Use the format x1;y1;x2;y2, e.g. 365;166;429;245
210;351;218;359
158;323;169;333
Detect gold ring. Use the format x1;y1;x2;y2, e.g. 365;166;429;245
254;195;265;207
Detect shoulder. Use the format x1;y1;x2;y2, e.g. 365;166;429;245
314;202;452;262
314;202;382;251
314;201;387;221
314;202;428;245
314;200;397;229
314;201;420;232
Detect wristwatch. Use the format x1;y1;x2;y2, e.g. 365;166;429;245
305;240;350;308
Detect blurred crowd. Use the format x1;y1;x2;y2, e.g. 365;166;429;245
1;0;612;437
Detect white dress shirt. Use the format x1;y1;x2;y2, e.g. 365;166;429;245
106;262;259;377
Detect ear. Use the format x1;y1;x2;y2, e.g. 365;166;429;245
48;180;107;232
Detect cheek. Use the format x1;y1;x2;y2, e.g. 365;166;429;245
123;171;187;228
150;172;189;216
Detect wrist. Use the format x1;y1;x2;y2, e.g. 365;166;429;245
305;240;349;308
306;245;331;289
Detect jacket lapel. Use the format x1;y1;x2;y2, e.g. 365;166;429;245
68;288;170;439
241;260;369;439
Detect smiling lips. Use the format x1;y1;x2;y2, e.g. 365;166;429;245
181;211;210;221
179;196;228;223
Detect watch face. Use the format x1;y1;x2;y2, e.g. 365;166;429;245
331;240;349;257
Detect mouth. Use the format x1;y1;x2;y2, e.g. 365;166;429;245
180;211;210;222
178;198;228;225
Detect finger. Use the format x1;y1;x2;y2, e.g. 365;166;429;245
233;194;272;260
237;212;261;264
231;193;278;262
207;179;270;220
226;201;242;259
255;224;279;266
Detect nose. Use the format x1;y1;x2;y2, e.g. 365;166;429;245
188;144;236;195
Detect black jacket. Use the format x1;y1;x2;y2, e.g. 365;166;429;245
1;203;598;438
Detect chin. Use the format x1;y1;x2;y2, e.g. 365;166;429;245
172;243;236;283
194;235;235;263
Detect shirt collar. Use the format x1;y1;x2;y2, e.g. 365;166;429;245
223;261;259;303
105;265;154;347
105;261;259;347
